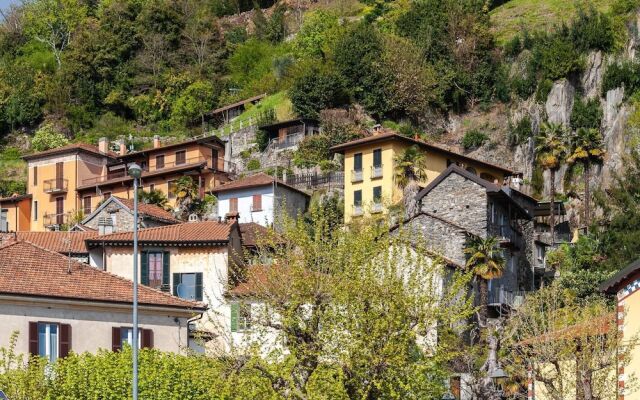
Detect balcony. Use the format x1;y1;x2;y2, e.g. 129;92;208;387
43;178;68;194
43;212;71;227
268;132;305;150
352;204;364;217
371;164;383;179
351;169;363;183
371;202;383;213
488;287;527;309
489;224;523;250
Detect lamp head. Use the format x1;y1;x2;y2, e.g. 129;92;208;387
128;163;142;179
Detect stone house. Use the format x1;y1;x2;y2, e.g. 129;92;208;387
85;220;247;352
0;240;206;359
212;173;309;229
80;196;180;234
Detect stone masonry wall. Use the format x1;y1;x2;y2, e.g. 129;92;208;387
84;204;136;232
402;213;469;267
419;173;487;238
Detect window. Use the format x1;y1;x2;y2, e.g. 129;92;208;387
83;196;92;216
33;201;38;221
354;190;362;207
33;166;37;186
141;251;169;291
173;272;203;301
252;195;262;211
168;181;177;199
230;197;238;213
373;149;382;168
156;155;165;169
175;151;186;165
230;302;251;332
111;327;153;351
354;153;363;171
373;186;382;204
29;322;71;362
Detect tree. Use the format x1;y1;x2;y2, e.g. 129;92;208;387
535;122;568;244
289;66;349;119
567;127;605;230
23;0;87;68
505;286;634;400
394;145;427;217
464;236;505;332
233;209;474;399
138;189;170;210
172;80;218;132
31;123;69;151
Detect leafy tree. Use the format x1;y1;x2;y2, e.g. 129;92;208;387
254;108;276;151
289;66;348;119
293;11;340;59
138;189;170;210
464;236;505;331
566;128;605;229
293;134;331;168
172;176;199;220
31;123;69;151
570;97;602;131
172;80;218;131
394;145;427;216
535;122;568;244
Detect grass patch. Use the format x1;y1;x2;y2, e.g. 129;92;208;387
490;0;611;45
215;91;294;136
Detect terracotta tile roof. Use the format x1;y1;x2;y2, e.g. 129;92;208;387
330;132;515;174
23;143;117;160
227;265;274;297
115;197;180;224
0;193;31;203
211;173;309;197
10;231;98;254
0;240;205;310
239;222;280;248
86;221;232;245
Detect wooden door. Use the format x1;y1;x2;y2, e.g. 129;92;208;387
56;197;64;224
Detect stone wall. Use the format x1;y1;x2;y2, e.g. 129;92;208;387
84;203;136;232
401;213;469;267
419;173;488;238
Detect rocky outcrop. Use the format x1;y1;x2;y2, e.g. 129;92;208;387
582;51;604;99
602;87;631;186
545;79;575;126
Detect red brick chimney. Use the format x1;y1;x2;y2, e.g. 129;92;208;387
153;135;161;148
225;212;239;224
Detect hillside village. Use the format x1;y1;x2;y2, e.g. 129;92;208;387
2;0;640;399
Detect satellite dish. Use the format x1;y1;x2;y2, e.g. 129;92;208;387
176;283;188;298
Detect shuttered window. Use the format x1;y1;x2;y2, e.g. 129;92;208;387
173;272;203;301
230;198;238;213
112;327;153;351
252;195;262;211
141;251;170;291
83;197;92;216
230;302;251;332
175;151;186;165
33;166;37;186
29;322;71;361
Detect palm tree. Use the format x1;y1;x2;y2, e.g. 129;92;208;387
464;236;506;330
567;127;605;231
394;145;427;217
535;122;568;244
138;189;170;210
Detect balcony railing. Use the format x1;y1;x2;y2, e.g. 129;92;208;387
488;287;527;308
489;224;523;250
351;169;363;183
43;178;68;194
371;164;383;179
81;157;236;186
353;204;364;217
43;212;71;227
371;202;383;213
269;132;305;150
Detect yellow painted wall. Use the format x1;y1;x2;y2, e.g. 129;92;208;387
342;137;510;222
0;198;31;231
623;290;640;400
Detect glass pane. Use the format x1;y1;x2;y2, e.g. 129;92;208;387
373;149;382;167
148;253;163;289
354;153;362;170
38;324;47;357
178;273;196;300
49;325;58;362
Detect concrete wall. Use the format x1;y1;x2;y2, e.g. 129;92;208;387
216;186;274;226
0;198;31;232
0;298;191;354
274;185;308;229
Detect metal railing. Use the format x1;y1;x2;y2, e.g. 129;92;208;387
351;169;363;183
489;224;523;250
268;132;305;150
352;204;364;217
371;164;383;179
488;287;527;308
283;171;344;189
371;202;383;213
43;178;68;193
43;212;71;227
81;157;236;185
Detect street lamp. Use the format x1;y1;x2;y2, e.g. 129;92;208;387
127;162;142;400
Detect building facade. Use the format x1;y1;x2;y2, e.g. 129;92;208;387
330;131;516;222
0;240;206;358
80;196;179;233
0;194;31;232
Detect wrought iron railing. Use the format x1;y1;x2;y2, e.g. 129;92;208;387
371;164;383;179
351;169;363;183
43;178;68;193
269;132;305;150
43;212;71;227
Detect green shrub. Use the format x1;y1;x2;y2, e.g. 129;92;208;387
31;123;69;151
508;117;532;146
0;180;26;197
532;35;583;81
246;158;261;170
571;97;602;130
532;164;544;198
503;35;522;58
461;129;489;150
570;7;615;52
255;108;276;151
289;66;349;119
602;61;640;96
511;73;537;100
535;79;554;103
293;134;332;168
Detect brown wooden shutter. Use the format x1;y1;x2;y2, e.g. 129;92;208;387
28;322;38;356
59;324;71;358
141;329;154;349
252;195;262;211
112;327;122;352
230;198;238;213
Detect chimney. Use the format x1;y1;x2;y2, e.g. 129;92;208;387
153;135;161;148
98;137;109;154
372;124;382;135
224;212;239;224
118;139;127;156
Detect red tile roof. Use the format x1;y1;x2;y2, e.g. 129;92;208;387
227;265;274;297
10;231;98;253
0;193;31;203
211;173;309;197
239;222;283;248
115;197;180;224
23;143;117;161
330;132;515;174
0;240;205;310
86;221;233;245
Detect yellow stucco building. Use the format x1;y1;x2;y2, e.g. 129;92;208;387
330;131;515;222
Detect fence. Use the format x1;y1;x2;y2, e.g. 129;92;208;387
283;171;344;190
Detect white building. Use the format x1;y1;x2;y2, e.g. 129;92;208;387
211;173;309;229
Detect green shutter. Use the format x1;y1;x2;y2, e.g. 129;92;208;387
173;273;181;297
162;251;170;290
195;273;203;301
230;303;239;332
140;251;149;286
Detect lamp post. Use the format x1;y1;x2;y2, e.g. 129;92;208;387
128;162;142;400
